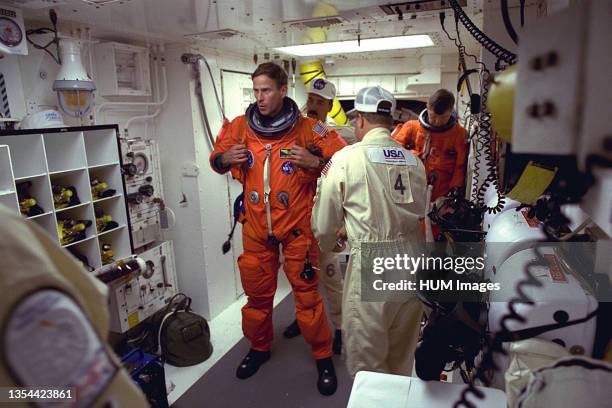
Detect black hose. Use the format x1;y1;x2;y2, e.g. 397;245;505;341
26;9;61;65
501;0;519;45
200;57;225;119
181;53;224;149
193;64;216;149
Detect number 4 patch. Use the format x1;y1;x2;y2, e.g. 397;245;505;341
388;167;413;204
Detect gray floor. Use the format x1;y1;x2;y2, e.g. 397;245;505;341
173;295;353;408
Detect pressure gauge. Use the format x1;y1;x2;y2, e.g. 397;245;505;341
143;260;155;279
132;153;149;175
0;17;22;48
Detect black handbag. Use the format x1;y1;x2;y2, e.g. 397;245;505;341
157;293;213;367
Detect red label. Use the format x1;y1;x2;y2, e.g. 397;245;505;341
521;209;539;228
544;254;567;283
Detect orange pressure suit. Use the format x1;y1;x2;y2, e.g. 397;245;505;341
210;114;345;359
392;119;468;201
393;118;468;239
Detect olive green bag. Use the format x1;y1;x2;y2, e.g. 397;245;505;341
157;293;213;367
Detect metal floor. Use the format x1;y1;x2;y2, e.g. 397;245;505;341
173;295;353;408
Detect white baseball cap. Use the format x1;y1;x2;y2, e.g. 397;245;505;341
308;77;336;100
354;86;396;116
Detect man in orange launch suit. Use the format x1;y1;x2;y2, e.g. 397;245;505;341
392;89;468;238
209;62;345;396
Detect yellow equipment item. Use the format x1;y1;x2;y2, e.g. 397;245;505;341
488;65;517;143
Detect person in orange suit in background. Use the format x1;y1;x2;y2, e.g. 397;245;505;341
209;62;345;396
392;89;468;239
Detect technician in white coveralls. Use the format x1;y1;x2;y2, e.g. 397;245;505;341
283;77;346;356
312;86;427;377
0;205;148;407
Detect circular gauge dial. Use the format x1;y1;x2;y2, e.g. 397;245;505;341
143;260;155;279
0;17;22;47
133;153;149;175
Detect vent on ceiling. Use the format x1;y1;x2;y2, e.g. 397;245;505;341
380;0;467;15
185;29;242;40
284;16;346;29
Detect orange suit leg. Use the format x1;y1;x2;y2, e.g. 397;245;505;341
282;229;333;360
238;230;280;352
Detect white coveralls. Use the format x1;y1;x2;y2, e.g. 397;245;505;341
0;206;148;408
318;251;343;329
312;127;427;377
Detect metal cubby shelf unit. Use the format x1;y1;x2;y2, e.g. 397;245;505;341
0;125;134;273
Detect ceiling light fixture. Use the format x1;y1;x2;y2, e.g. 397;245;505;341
273;34;433;57
52;38;96;118
81;0;124;5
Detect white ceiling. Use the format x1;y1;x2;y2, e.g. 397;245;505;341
15;0;488;59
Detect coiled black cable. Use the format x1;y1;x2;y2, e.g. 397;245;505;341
454;244;548;408
440;10;505;213
455;203;587;407
448;0;518;65
474;74;506;214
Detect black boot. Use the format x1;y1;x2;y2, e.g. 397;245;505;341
332;330;342;355
283;319;301;339
236;349;270;379
316;357;337;396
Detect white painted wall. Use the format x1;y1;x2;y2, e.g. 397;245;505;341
3;38;158;142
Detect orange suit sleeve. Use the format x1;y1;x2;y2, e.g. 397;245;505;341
209;117;245;183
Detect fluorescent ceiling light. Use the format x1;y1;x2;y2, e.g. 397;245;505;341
81;0;123;5
273;34;434;57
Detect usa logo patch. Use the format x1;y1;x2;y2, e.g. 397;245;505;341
281;161;295;175
246;150;254;168
368;147;417;166
313;121;329;139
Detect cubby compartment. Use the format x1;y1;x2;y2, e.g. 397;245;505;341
84;128;120;167
89;163;123;202
0;134;47;178
44;131;86;173
56;202;96;247
98;226;130;265
0;191;18;212
50;169;91;211
94;195;128;234
14;175;53;218
0;145;16;194
66;236;102;272
30;212;59;241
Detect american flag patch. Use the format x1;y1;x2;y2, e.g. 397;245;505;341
321;159;332;177
313;121;329;138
